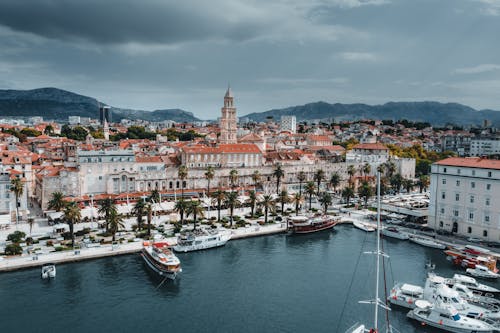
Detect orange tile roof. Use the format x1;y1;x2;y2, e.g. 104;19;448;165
435;157;500;170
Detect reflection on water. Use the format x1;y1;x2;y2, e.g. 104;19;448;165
2;229;500;333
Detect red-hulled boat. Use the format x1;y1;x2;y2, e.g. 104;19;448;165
287;215;338;234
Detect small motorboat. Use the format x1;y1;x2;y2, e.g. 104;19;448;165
447;274;500;295
408;235;446;249
381;226;409;240
41;263;56;279
467;265;500;280
352;220;376;232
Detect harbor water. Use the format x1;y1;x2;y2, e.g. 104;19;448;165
1;225;496;333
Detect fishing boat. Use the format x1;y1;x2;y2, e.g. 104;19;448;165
407;299;495;333
287;215;338;234
173;229;231;252
41;263;56;279
446;274;500;295
408;235;446;249
141;241;182;279
466;265;500;280
381;226;409;240
352;220;376;232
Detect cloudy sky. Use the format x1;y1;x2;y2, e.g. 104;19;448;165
1;0;500;119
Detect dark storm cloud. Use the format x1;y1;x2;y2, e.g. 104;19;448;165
0;0;263;44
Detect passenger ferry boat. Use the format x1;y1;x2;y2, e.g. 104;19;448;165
287;215;338;234
141;241;182;279
173;229;231;252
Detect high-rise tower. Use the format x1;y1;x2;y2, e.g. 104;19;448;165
219;87;237;144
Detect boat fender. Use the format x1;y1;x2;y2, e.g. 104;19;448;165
438;320;443;325
408;298;413;304
421;322;426;326
392;296;397;300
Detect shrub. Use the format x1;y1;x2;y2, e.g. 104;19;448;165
210;216;216;221
46;240;54;247
25;237;34;245
236;220;246;227
4;243;23;255
54;246;64;252
7;231;26;243
75;228;91;237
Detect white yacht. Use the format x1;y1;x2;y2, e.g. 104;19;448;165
467;265;500;280
447;274;500;295
388;283;423;308
41;263;56;279
141;241;182;280
173;229;231;253
408;235;446;249
407;299;495;333
352;220;376;232
381;226;409;240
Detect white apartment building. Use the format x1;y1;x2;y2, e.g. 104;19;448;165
280;116;297;134
470;137;500;156
429;157;500;240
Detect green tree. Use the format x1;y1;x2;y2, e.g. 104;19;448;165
148;189;161;203
178;165;188;198
329;172;341;193
293;193;303;216
146;203;153;236
132;200;146;230
417;175;430;193
204;166;215;197
258;195;275;224
174;199;188;225
108;209;125;242
314;169;325;194
403;178;415;193
304;181;316;210
186;200;205;231
278;190;290;213
98;198;116;232
64;202;81;248
252;170;261;189
390;173;404;193
342;187;354;205
44;124;54;135
48;191;67;212
318;192;332;214
297;171;306;196
247;190;257;217
7;231;26;243
10;177;24;225
358;182;373;208
362;163;371;180
229;169;239;189
224;191;240;227
273;164;285;194
347;165;356;185
212;190;226;222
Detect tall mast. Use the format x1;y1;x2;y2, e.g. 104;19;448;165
374;171;381;329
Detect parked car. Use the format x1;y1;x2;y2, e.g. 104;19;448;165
467;237;482;243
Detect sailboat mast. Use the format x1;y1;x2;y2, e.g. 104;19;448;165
374;171;381;330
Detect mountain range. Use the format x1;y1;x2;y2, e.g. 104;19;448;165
0;87;499;126
0;87;200;123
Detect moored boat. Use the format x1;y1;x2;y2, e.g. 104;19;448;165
445;245;498;274
287;215;338;234
447;274;500;295
467;265;500;280
173;229;231;252
381;226;409;240
41;263;56;279
141;241;182;279
408;235;446;249
352;220;376;232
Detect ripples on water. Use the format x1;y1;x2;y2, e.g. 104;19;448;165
1;225;496;333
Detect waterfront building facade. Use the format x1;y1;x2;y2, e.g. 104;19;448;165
429;157;500;240
219;87;237;144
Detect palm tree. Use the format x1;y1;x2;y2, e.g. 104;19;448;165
146;203;153;236
403;178;414;194
358;181;373;208
174;199;188;225
186;200;205;230
258;195;275;224
390;173;404;193
148;189;160;203
204;166;215;197
304;181;316;210
251;170;261;190
385;160;396;178
329;172;341;194
178;165;188;198
292;193;303;216
247;190;257;217
313;169;325;194
98;197;116;232
224;191;239;227
108;209;125;242
64;202;81;248
272;164;285;194
318;192;332;214
278;190;290;213
362;163;371;180
10;177;24;225
212;190;226;222
342;187;354;205
132;200;146;230
418;175;430;193
48;191;67;212
347;165;356;185
229;169;238;189
297;171;306;196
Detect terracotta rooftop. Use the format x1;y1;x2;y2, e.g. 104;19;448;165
435;157;500;170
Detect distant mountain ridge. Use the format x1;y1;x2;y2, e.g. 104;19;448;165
245;101;500;126
0;87;200;123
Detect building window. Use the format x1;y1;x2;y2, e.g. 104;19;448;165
439;221;444;228
468;227;472;233
454;210;459;217
485;215;490;223
472;170;476;176
456;180;460;186
455;193;460;201
487;184;491;190
443;168;447;173
488;171;492;177
98;176;102;181
484;230;488;237
442;192;446;199
471;182;475;188
470;196;474;203
486;198;490;206
469;212;474;220
457;169;461;174
440;208;445;214
442;179;447;185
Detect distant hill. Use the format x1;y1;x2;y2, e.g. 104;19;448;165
0;87;200;123
245;101;500;126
